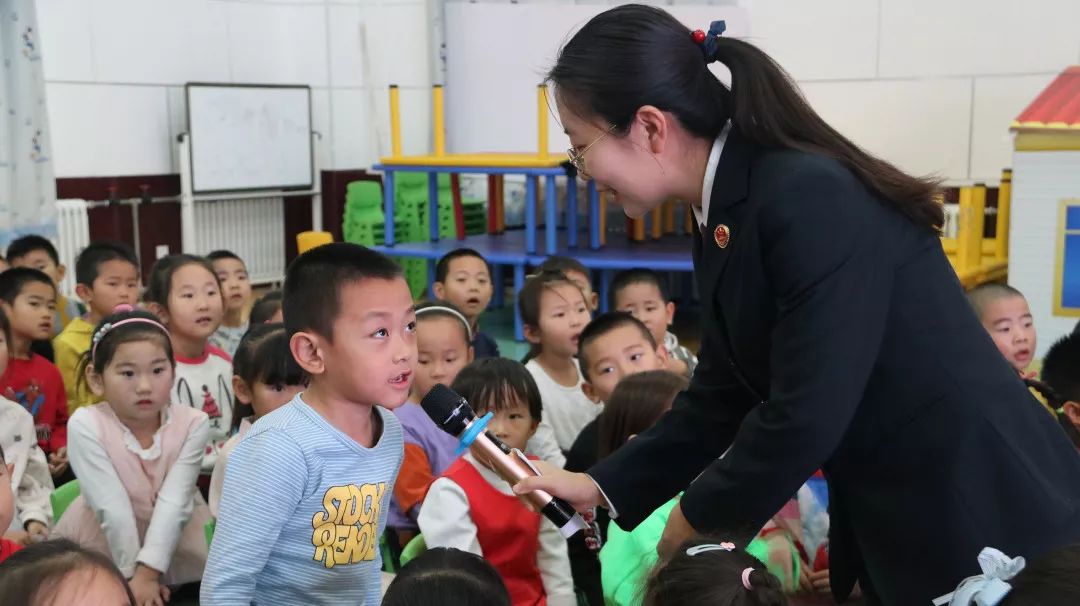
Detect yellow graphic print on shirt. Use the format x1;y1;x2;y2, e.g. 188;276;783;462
310;483;386;568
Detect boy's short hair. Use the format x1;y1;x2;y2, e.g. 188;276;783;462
967;283;1025;319
451;358;543;421
5;235;59;265
249;290;284;325
577;311;656;383
435;248;490;283
74;241;139;286
283;243;403;342
609;268;669;307
537;255;588;279
207;249;244;265
0;267;56;305
1042;334;1080;404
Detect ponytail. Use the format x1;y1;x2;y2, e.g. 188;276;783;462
1024;378;1080;449
549;4;943;233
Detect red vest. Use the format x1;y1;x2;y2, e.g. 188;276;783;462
444;457;546;606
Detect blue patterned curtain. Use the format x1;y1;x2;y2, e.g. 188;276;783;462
0;0;55;247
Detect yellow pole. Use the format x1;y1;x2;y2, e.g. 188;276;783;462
389;85;402;158
537;85;549;159
957;186;985;276
433;85;446;157
996;169;1012;262
663;199;675;234
651;207;662;239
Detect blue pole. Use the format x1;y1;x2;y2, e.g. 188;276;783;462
599;269;613;313
384;170;396;247
525;175;537;254
514;263;526;341
588;181;600;250
492;264;505;308
545;174;557;254
428;172;439;242
566;174;578;248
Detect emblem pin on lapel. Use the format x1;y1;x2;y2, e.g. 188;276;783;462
714;224;731;249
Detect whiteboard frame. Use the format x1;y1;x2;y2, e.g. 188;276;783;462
185;82;315;195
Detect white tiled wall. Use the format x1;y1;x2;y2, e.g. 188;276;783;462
35;0;1080;181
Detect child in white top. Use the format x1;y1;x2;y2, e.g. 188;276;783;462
520;270;597;453
145;254;232;473
54;305;211;605
208;323;306;516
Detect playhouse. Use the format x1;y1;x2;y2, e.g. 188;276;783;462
1007;65;1080;357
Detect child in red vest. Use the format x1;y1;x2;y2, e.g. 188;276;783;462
419;358;575;606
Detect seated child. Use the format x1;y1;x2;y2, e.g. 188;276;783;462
5;235;84;335
520;270;596;455
201;243;411;605
642;537;789;606
145;254;232;473
54;241;140;412
0;443;25;563
208;323;306;517
54;306;212;604
0;538;136;603
383;547;512;606
389;302;472;543
1;397;53;546
433;248;499;358
419;358;575;606
208;250;253;357
610;268;697;377
538;256;597;311
249;289;284;324
968;283;1037;378
598;371;800;605
0;269;69;481
1035;333;1080;450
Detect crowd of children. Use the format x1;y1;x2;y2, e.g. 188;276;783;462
0;232;1077;606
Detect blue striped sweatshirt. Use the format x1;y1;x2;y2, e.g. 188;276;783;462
200;395;403;605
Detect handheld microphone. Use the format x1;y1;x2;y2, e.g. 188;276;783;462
421;384;587;538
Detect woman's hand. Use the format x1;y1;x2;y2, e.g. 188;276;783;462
657;501;699;560
512;462;605;513
130;565;165;606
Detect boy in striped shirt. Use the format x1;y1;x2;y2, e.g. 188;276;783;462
202;244;415;605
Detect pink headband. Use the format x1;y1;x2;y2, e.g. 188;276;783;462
91;304;170;359
741;567;754;590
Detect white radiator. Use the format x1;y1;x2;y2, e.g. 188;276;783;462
55;199;91;299
192;197;285;285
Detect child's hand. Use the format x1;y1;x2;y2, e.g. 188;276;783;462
666;357;689;377
5;530;31;546
25;520;49;543
797;564;815;594
808;568;831;595
130;565;165;606
48;447;69;476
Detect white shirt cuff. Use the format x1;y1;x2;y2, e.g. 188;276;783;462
585;474;618;519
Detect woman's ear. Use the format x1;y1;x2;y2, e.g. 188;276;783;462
290;331;326;376
233;375;253;405
634;105;669;156
85;364;106;397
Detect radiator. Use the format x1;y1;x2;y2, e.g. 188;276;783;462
192;196;285;285
55;199;91;299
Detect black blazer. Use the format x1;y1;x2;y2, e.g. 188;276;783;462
588;128;1080;605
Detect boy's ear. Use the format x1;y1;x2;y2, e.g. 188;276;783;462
523;324;542;345
74;283;92;304
656;344;669;363
527;419;540;439
589;291;599;310
664;301;675;326
581;381;601;404
432;281;446;300
1064;401;1080;426
85;364;106;397
233;375;253;405
290;331;326;376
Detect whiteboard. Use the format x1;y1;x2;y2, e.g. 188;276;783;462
444;4;750;155
186;84;313;194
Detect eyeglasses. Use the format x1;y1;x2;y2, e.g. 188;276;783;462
566;125;616;177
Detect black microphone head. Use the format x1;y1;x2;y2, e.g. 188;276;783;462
420;384;475;437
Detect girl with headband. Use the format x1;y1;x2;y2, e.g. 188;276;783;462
54;304;212;606
515;5;1080;604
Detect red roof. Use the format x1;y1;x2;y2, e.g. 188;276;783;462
1014;66;1080;129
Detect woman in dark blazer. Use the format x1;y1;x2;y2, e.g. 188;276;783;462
515;5;1080;605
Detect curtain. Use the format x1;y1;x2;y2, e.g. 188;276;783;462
0;0;56;248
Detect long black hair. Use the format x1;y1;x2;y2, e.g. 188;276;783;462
0;538;136;606
549;4;943;232
382;547;510;606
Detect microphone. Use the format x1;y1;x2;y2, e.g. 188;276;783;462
421;384;587;538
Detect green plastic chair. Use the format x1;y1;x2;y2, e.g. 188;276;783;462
380;533;398;573
204;519;216;547
50;479;80;522
399;533;427;568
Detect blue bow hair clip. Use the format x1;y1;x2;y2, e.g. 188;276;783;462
933;547;1026;606
690;20;727;63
